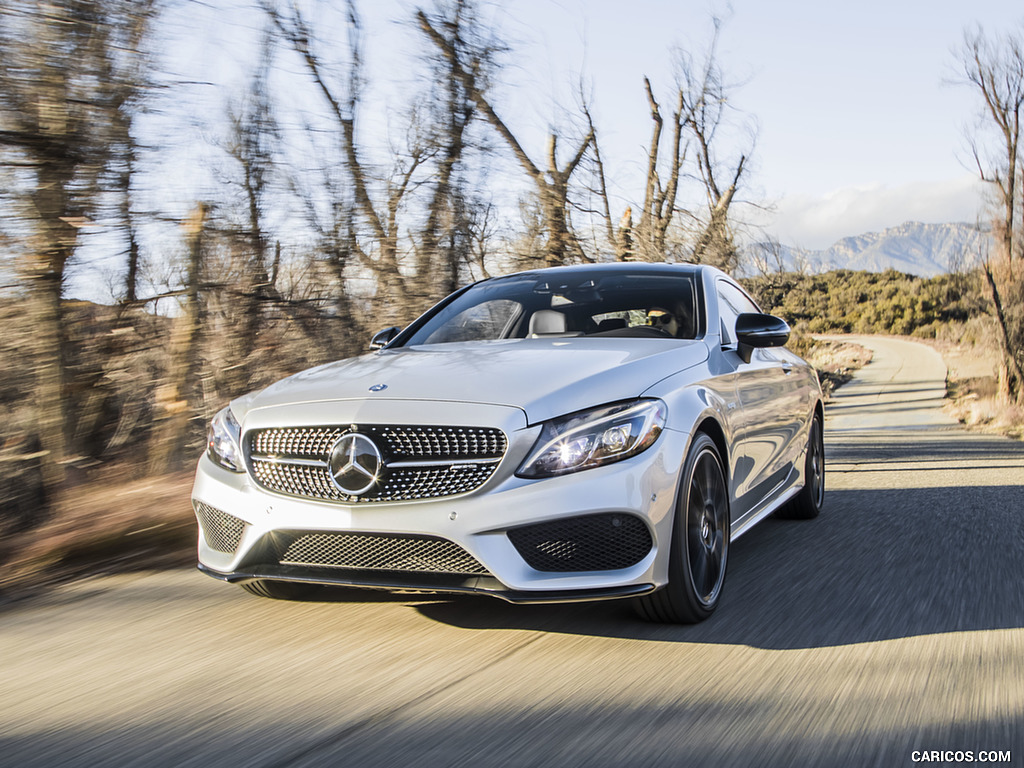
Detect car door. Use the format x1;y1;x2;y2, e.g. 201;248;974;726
716;279;803;521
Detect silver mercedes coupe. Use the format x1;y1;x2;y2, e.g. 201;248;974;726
192;262;824;623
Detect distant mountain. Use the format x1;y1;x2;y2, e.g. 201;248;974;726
759;222;992;277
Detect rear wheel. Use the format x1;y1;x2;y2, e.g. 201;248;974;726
634;433;729;624
778;412;824;520
239;580;322;600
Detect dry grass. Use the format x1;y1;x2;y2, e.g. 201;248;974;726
0;470;196;599
922;337;1024;440
802;338;873;399
943;378;1024;440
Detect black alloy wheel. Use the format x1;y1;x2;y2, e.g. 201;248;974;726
778;412;825;520
634;432;729;624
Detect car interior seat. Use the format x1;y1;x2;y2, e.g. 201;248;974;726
528;309;572;337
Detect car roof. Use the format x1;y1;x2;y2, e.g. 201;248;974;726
480;262;709;284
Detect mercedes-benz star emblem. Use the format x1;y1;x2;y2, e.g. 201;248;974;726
327;433;382;496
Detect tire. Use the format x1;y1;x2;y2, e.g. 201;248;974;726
634;433;729;624
778;412;824;520
239;579;322;601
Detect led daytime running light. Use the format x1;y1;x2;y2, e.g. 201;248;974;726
517;400;666;478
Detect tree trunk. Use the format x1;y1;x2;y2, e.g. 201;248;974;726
149;203;208;473
983;263;1024;402
27;160;80;493
30;270;68;491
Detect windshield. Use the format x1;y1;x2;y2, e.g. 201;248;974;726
403;268;700;346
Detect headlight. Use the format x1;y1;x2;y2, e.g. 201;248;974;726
516;399;667;478
207;406;243;472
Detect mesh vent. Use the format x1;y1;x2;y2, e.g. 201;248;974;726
252;425;505;461
251;427;346;460
507;514;653;572
250;461;498;503
251;460;342;500
377;426;505;459
377;465;498;501
279;532;489;575
194;501;246;553
246;424;507;503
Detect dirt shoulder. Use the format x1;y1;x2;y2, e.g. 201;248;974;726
0;471;196;601
804;336;873;399
917;337;1024;439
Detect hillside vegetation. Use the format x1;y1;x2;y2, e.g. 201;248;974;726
742;268;990;339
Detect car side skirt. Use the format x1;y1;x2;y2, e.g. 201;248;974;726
730;458;804;541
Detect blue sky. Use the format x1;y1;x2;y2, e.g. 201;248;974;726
468;0;1020;249
165;0;1021;252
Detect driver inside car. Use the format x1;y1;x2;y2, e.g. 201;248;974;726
646;307;680;337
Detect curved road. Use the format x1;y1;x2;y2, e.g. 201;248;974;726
3;336;1024;767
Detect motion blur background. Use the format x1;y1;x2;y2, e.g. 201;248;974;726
2;0;1023;591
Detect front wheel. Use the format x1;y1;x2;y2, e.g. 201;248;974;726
634;433;729;624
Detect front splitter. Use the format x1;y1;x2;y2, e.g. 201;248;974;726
197;562;656;604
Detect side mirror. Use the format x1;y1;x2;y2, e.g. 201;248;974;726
369;326;401;350
735;313;790;363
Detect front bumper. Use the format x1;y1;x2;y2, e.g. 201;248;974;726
191;420;690;601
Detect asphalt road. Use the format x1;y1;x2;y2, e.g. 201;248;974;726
3;336;1023;768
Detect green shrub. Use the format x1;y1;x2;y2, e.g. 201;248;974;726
741;269;985;338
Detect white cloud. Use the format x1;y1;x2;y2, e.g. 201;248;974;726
758;174;988;250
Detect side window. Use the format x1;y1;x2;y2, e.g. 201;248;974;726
716;280;760;346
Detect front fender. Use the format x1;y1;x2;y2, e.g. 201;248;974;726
642;376;739;493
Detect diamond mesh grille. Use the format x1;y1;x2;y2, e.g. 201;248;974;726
377;426;506;459
194;501;246;553
507;514;653;572
252;425;505;461
251;460;341;500
246;424;507;503
251;426;345;460
250;461;499;503
279;532;489;575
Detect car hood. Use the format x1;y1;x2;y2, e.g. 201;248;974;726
239;338;709;425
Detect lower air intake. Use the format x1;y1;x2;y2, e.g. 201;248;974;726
194;501;246;553
278;532;490;576
507;513;653;572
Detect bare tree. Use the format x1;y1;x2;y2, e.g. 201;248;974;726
218;31;286;390
264;0;408;317
106;1;158;305
0;1;156;493
958;25;1024;402
265;0;500;323
418;8;594;268
581;101;631;260
412;0;494;303
587;18;752;268
149;202;208;473
677;21;751;272
748;235;789;277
